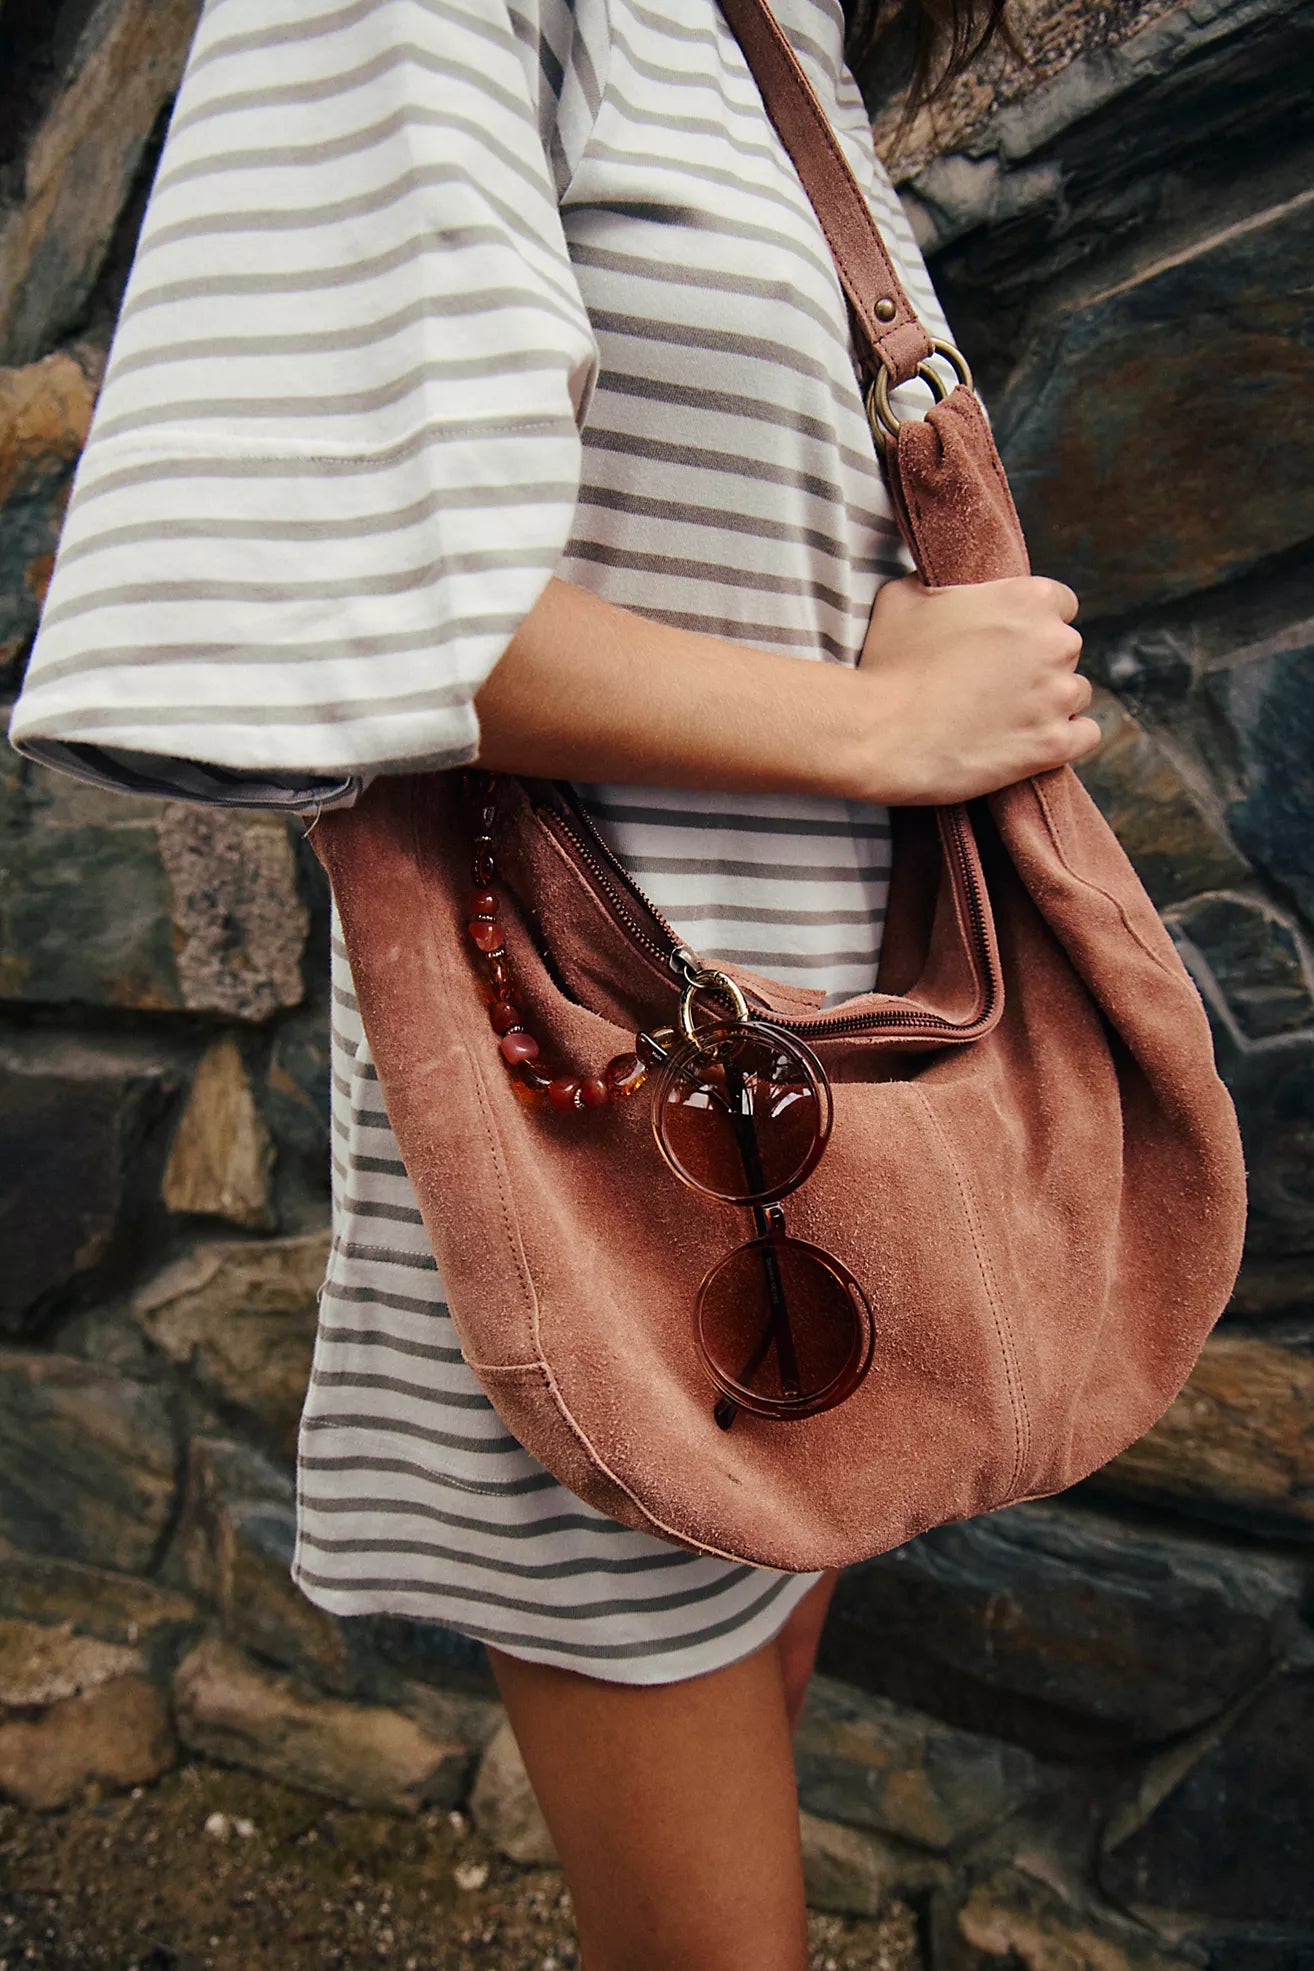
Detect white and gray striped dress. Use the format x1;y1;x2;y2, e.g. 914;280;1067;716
11;0;956;1680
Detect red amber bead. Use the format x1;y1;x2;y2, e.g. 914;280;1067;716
605;1052;648;1097
579;1076;610;1108
490;999;521;1035
484;954;512;994
517;1059;554;1093
468;920;502;952
470;890;498;919
548;1077;581;1112
510;1073;546;1107
500;1031;540;1065
473;843;495;885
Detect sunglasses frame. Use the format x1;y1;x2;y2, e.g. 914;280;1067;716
643;974;875;1430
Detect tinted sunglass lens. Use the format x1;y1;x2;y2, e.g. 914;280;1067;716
650;1021;832;1205
695;1235;872;1417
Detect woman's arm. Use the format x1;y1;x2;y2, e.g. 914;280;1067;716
472;570;1101;806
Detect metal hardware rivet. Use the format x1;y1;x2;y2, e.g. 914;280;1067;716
874;298;897;323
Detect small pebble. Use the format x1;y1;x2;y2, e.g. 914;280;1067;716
233;1816;256;1839
454;1861;490;1892
203;1812;229;1841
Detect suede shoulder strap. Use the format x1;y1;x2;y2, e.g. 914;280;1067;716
715;0;934;386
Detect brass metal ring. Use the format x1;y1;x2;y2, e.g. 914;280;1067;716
865;339;974;449
678;968;751;1044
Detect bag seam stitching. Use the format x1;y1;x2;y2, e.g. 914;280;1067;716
490;1359;754;1564
913;1083;1030;1495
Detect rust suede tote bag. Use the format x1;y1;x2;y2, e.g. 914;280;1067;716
308;0;1248;1571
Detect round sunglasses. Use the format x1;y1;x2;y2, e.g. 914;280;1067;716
643;969;875;1431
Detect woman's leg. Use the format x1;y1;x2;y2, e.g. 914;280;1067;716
486;1632;810;1971
776;1567;840;1732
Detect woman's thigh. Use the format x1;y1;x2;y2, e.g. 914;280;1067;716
486;1635;810;1971
777;1568;840;1730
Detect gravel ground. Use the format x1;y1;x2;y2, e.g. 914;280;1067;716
0;1761;924;1971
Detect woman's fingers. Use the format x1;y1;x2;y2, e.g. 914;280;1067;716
1040;576;1081;624
1067;672;1094;715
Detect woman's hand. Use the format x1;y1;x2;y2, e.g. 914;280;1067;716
851;574;1100;805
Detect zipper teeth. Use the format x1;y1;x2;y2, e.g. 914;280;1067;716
548;793;687;959
539;794;997;1039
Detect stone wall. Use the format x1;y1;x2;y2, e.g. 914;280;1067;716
1;0;1311;1965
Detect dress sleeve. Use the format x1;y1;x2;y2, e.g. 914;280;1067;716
8;0;608;812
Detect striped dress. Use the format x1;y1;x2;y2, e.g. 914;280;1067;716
10;0;956;1680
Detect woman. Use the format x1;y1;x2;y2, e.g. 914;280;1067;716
10;0;1097;1960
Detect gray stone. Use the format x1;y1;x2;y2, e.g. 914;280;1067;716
877;0;1217;190
901;0;1313;273
1167;893;1314;1041
54;1297;163;1379
990;159;1314;620
1101;1662;1314;1930
938;1864;1204;1971
265;1004;332;1153
1205;1945;1314;1971
0;352;97;672
161;1037;275;1231
0;1674;175;1810
0;774;310;1020
800;1812;947;1919
1097;626;1198;717
1227;1255;1314;1322
132;1233;328;1454
173;1634;473;1814
394;1679;502;1761
1091;1329;1314;1537
344;1610;497;1695
795;1674;1045;1850
0;0;203;365
0;1352;177;1572
1073;689;1250;910
1219;1034;1314;1261
0;1035;176;1331
0;1538;196;1649
469;1717;558;1865
0;758;179;1010
822;1500;1303;1752
0;1617;141;1709
0;727;24;830
1205;638;1314;933
170;1434;352;1695
157;804;309;1022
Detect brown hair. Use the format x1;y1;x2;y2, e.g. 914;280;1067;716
842;0;1011;112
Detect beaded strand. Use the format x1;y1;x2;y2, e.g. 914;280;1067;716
463;773;658;1113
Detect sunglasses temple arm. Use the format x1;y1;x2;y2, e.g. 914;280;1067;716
713;1212;799;1431
714;1060;802;1428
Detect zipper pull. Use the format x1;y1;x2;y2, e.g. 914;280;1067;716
669;944;705;986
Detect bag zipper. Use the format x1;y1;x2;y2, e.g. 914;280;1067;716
532;781;999;1040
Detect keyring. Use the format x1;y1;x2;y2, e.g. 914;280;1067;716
865;338;974;450
678;967;751;1043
